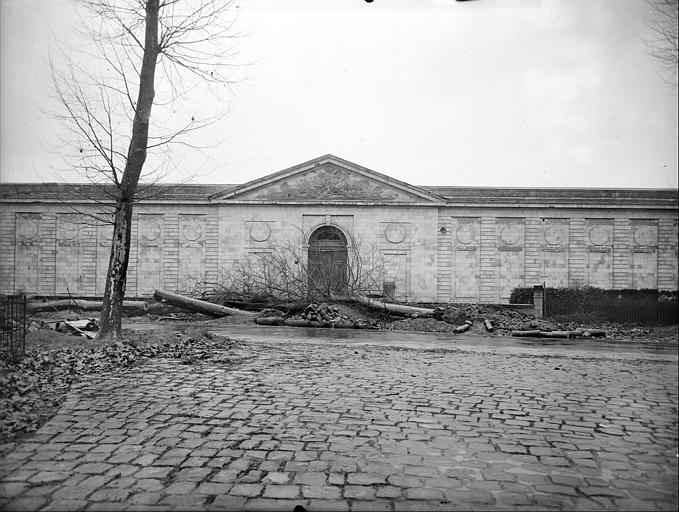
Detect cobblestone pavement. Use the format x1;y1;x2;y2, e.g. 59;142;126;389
1;337;677;511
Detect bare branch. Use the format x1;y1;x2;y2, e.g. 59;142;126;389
643;0;679;86
45;0;244;339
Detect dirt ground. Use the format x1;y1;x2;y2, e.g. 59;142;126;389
22;299;679;350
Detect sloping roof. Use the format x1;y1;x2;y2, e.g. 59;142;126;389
3;181;677;208
1;154;677;210
425;186;679;208
0;183;235;203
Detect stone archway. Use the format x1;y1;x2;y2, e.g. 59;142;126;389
308;225;348;296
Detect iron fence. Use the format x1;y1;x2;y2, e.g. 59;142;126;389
1;295;26;361
545;296;678;325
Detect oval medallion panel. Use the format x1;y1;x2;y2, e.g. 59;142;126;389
456;224;476;245
544;225;565;246
500;225;521;246
58;222;79;241
141;221;162;242
98;225;113;247
17;218;39;240
249;222;271;242
589;226;610;246
633;226;655;247
182;222;203;242
385;223;406;244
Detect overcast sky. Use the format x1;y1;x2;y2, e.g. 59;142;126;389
1;0;677;188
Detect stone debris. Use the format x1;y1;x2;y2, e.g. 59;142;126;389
249;300;677;342
257;302;376;329
285;303;374;329
41;318;100;340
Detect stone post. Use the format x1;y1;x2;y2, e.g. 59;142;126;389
383;281;396;303
533;285;544;319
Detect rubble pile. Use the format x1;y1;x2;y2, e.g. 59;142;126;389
383;303;678;342
294;303;351;323
37;318;100;339
386;304;574;336
256;302;376;329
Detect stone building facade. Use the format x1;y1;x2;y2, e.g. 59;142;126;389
1;155;677;302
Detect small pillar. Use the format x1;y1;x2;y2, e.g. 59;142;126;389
533;285;544;318
383;281;396;303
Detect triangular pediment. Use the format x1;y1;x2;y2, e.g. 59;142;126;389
210;155;445;205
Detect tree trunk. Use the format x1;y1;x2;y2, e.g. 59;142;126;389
28;299;148;313
99;201;134;338
98;0;160;340
350;295;435;316
153;289;257;317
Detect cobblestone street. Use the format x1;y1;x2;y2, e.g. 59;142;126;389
1;336;677;511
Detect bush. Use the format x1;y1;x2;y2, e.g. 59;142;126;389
509;287;535;304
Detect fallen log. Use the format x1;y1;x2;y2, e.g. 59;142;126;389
574;328;606;338
281;317;360;329
454;320;473;334
255;316;285;326
28;299;148;313
153;289;257;317
222;300;271;311
349;295;435;316
283;318;311;327
143;303;186;315
540;330;574;339
511;330;542;337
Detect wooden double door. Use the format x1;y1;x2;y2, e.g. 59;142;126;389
307;226;348;296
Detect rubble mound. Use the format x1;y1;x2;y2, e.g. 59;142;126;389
382;302;677;343
288;302;377;329
255;302;377;329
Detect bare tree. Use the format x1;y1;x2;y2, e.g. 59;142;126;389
49;0;241;339
185;228;394;303
644;0;679;86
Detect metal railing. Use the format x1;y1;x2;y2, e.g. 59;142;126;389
545;298;678;325
1;295;26;361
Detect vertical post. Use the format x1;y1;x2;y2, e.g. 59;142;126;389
383;281;396;303
533;284;544;319
21;295;26;357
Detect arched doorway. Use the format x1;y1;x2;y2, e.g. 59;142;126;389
308;225;348;296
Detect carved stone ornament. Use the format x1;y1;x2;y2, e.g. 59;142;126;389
58;221;79;241
182;222;203;242
633;226;655;247
544;225;565;246
141;221;162;242
588;225;610;246
385;223;406;244
270;165;399;201
456;224;476;245
249;222;271;242
98;225;113;247
17;218;39;240
500;225;521;246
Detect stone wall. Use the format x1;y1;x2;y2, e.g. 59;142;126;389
216;205;437;302
435;207;678;303
1;201;677;302
0;204;218;298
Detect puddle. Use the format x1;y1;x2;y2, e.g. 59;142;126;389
121;323;678;358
